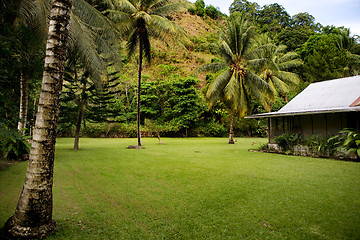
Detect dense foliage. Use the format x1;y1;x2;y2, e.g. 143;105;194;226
269;129;360;160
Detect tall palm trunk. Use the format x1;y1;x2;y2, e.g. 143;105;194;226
136;40;143;147
4;0;72;239
17;72;29;134
228;110;235;144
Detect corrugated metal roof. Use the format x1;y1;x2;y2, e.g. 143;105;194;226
247;76;360;118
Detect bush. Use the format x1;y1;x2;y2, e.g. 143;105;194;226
200;121;228;137
205;5;221;19
274;133;302;153
188;7;196;15
0;124;30;160
338;128;360;159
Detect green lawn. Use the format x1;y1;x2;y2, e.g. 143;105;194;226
1;137;360;239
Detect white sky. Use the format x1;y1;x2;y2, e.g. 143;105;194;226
188;0;360;36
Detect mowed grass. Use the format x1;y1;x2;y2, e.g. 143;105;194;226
1;137;360;239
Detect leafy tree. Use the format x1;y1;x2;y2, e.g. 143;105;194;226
200;14;273;144
141;77;203;138
3;0;73;238
60;63;120;150
299;33;349;82
229;0;259;19
277;27;313;51
105;0;185;147
194;0;205;17
205;5;221;20
257;3;290;34
290;12;318;30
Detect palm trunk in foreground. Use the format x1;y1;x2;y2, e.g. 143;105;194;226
4;0;72;238
17;73;29;134
228;110;235;144
136;41;143;147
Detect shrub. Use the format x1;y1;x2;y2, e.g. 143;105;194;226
258;143;269;151
0;124;30;160
274;133;302;153
188;7;196;15
306;135;329;156
200;121;227;137
338;128;360;160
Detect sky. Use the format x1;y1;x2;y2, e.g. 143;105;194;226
188;0;360;36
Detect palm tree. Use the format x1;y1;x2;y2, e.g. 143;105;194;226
335;28;360;76
201;14;273;144
252;33;302;106
14;0;121;135
105;0;184;147
3;0;73;238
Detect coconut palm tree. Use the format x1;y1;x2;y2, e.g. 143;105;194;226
201;14;273;144
14;0;121;134
252;33;302;106
3;0;73;238
105;0;185;147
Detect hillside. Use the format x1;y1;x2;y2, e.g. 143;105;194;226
123;9;224;88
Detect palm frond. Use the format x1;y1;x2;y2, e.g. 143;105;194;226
68;13;108;88
108;0;137;14
219;40;235;63
270;75;289;93
142;28;152;63
247;71;274;99
224;71;240;102
104;9;130;24
197;62;227;73
275;44;287;54
278;59;303;70
206;69;232;107
151;3;184;16
245;74;270;111
278;51;301;63
126;29;139;59
18;0;51;42
275;71;301;86
73;0;121;39
148;15;180;42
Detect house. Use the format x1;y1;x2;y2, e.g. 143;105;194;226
246;76;360;144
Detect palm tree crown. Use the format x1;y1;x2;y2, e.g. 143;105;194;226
200;14;273;143
252;33;302;103
203;14;273;117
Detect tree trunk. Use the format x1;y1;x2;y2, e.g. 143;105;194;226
136;40;143;147
17;72;29;134
228;110;235;144
73;78;86;150
73;100;85;150
4;0;72;239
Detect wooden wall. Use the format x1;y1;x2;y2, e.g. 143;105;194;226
269;111;360;143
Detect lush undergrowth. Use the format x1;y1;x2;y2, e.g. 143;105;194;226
1;138;360;239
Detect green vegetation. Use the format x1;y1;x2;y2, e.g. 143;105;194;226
1;138;360;239
1;0;360;237
269;129;360;160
